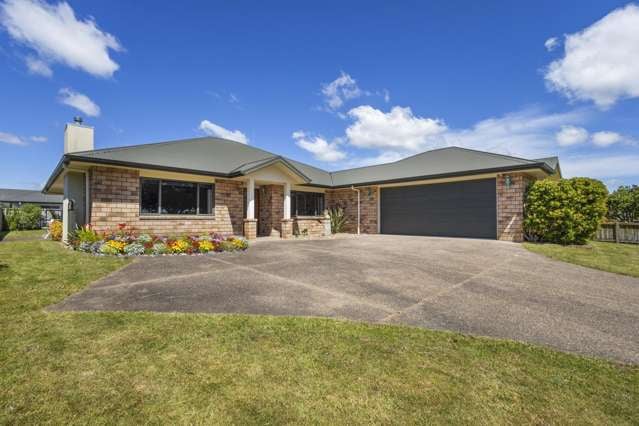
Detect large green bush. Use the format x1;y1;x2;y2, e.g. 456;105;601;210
607;185;639;222
6;204;42;231
524;177;608;245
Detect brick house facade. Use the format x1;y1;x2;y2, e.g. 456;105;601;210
89;166;243;236
87;166;532;242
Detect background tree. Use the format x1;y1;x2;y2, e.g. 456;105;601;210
607;185;639;222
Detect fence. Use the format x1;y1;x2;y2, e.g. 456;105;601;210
595;222;639;244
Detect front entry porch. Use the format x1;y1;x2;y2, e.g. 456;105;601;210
241;177;330;240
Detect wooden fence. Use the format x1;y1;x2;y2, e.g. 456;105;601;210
595;222;639;244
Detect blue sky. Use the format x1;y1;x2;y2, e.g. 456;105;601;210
1;0;638;190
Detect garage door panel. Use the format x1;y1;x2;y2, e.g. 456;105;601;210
380;179;496;239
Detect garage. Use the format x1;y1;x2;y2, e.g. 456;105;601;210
380;178;496;239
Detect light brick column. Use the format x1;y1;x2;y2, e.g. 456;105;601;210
496;173;529;242
243;219;257;240
281;219;293;239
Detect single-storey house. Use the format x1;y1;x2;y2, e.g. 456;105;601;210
43;120;560;242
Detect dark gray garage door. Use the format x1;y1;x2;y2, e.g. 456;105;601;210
380;178;496;239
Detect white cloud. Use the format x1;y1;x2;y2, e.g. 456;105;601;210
346;105;448;152
58;88;100;117
0;0;122;78
562;154;639;179
30;135;47;142
591;131;622;147
321;72;364;110
555;125;589;146
0;131;26;145
199;120;249;144
25;55;51;77
292;131;346;162
544;37;559;51
544;4;639;108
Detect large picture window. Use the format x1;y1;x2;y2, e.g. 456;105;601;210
140;178;214;215
291;191;325;216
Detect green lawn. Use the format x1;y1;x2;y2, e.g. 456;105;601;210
0;229;45;241
524;241;639;278
1;233;638;424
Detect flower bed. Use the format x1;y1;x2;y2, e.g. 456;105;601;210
69;224;248;256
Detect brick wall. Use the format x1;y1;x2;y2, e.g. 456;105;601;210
89;166;244;236
257;185;284;237
293;217;329;237
326;186;378;234
496;173;530;242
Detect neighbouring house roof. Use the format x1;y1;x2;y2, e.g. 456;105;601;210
43;136;560;191
0;188;63;204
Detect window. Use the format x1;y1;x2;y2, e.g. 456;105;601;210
140;178;214;215
291;191;325;216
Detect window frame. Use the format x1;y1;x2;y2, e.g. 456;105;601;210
290;190;325;217
139;178;215;216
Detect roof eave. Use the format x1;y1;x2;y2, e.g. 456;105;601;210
329;163;555;188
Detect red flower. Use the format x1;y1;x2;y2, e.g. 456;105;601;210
117;223;126;230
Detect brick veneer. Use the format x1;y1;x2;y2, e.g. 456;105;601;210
326;186;378;234
496;173;530;242
293;217;329;237
89;166;244;236
258;185;283;237
281;219;293;239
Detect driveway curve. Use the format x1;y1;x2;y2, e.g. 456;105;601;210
49;235;639;363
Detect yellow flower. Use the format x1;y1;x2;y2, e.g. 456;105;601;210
199;240;214;253
106;240;126;253
170;240;190;253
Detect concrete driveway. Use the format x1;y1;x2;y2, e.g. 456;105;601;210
50;235;639;363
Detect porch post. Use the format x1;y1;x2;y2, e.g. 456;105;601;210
283;182;291;220
281;182;293;239
246;177;255;219
243;177;257;239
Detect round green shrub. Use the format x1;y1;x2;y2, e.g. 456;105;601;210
524;177;608;245
7;204;42;230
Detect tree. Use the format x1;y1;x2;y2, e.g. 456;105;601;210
607;185;639;222
524;177;608;245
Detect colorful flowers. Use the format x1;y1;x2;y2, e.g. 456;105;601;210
169;239;190;254
68;224;249;256
198;240;215;253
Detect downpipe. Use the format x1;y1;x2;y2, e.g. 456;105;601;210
351;186;360;235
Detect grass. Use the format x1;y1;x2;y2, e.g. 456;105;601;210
0;229;46;241
1;233;638;424
524;241;639;278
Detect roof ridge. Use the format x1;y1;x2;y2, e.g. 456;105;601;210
445;146;536;164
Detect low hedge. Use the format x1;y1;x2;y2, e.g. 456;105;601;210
524;177;608;245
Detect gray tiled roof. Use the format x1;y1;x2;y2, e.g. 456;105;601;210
53;137;558;189
0;188;63;204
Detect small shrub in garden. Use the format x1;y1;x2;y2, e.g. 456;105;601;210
124;243;145;256
7;204;42;230
137;233;153;244
48;220;62;241
152;242;169;255
524;177;608;245
329;207;346;234
74;225;100;244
